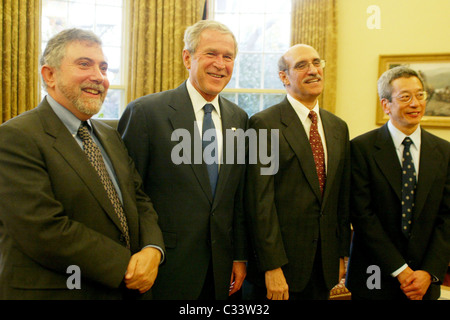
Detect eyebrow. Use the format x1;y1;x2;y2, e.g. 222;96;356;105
74;57;108;66
205;48;235;57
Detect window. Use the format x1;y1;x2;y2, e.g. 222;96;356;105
209;0;291;116
41;0;127;119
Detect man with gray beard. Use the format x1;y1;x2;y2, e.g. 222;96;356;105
0;28;165;299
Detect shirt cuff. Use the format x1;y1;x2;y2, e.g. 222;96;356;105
142;245;165;264
391;264;408;277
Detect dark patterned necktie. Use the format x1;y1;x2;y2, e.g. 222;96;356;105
401;137;416;238
308;111;326;194
203;104;218;196
77;122;130;249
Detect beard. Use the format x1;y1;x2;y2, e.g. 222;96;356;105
58;79;106;117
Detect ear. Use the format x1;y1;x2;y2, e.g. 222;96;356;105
182;49;192;70
279;70;289;86
41;65;57;90
381;98;390;115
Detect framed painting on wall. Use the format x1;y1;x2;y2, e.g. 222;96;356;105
376;53;450;128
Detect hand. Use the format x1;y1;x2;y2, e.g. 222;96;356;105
229;262;247;296
400;270;432;300
265;268;289;300
124;247;161;293
396;266;414;285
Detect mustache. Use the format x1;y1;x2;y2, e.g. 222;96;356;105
80;82;106;94
303;75;322;83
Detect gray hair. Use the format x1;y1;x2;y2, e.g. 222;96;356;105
40;28;102;89
278;56;288;73
183;20;238;55
377;65;424;101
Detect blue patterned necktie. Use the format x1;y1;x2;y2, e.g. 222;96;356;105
202;104;219;196
77;122;130;249
401;137;416;238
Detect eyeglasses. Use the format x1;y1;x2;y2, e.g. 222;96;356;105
289;59;326;72
392;91;428;104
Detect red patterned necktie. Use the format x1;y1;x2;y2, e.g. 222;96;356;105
78;122;130;249
308;111;326;194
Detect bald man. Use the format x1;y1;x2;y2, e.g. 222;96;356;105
244;44;351;300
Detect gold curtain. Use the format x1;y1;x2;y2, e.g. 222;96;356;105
127;0;205;102
291;0;337;112
0;0;40;124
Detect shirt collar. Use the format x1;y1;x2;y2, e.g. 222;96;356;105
186;78;221;118
387;120;421;150
287;94;320;122
46;94;92;136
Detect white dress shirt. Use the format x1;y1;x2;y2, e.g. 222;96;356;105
287;94;328;172
186;78;223;168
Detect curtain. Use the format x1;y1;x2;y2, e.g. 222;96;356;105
0;0;40;124
127;0;205;102
291;0;337;112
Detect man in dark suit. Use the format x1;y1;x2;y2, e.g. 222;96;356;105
0;29;165;300
118;20;248;300
346;66;450;300
244;44;351;300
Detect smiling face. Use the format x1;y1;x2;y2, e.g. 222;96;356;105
42;40;109;120
279;45;324;109
382;76;426;135
183;29;235;102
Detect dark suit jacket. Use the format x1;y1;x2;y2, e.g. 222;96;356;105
346;124;450;300
0;98;165;300
245;98;351;292
118;81;248;300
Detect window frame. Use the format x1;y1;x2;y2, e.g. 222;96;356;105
207;0;291;115
39;0;129;119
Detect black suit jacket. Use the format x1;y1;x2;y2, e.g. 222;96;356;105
245;98;351;292
346;124;450;299
118;81;248;300
0;98;165;299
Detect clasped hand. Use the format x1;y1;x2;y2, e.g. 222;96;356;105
124;247;161;293
397;267;432;300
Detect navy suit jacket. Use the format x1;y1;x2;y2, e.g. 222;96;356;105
346;123;450;299
118;82;248;300
245;98;351;292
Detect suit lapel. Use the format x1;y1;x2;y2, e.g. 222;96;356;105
212;96;239;209
373;124;402;201
91;121;139;246
280;99;323;201
320;109;342;205
38;99;126;234
167;82;213;203
412;131;439;222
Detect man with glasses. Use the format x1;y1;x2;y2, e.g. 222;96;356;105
244;44;351;300
346;66;450;300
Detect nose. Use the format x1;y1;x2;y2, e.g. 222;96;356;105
306;63;319;74
89;65;107;84
409;94;422;106
213;55;226;70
